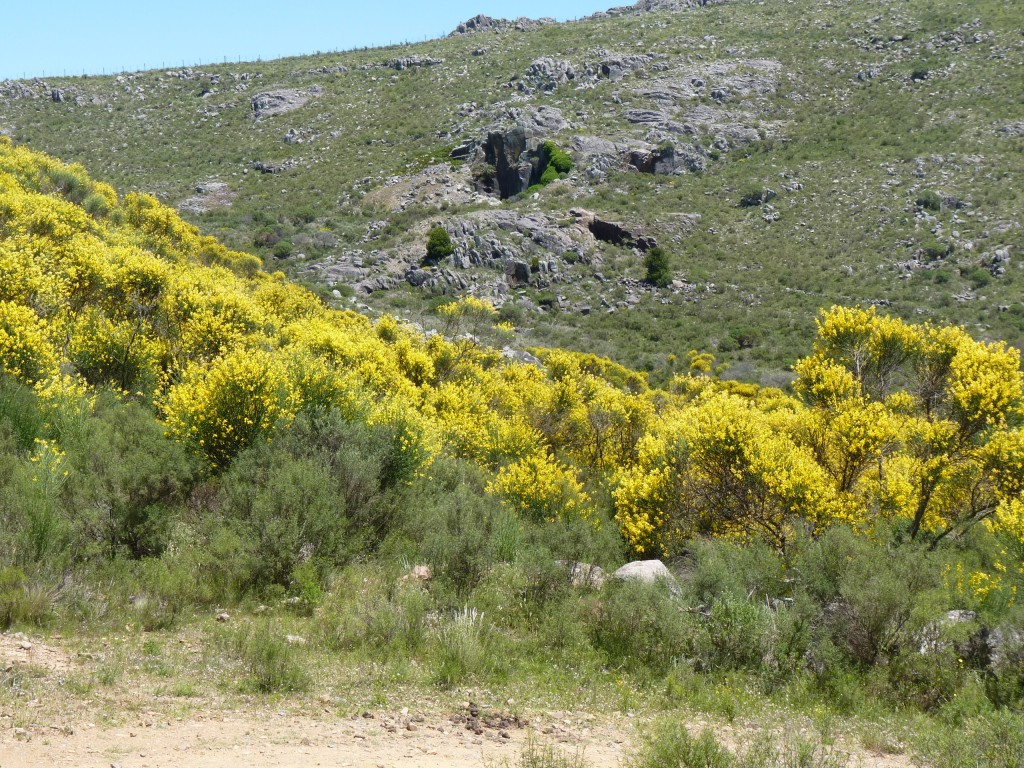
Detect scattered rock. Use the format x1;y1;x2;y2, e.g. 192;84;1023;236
178;180;235;214
561;561;607;588
406;564;433;581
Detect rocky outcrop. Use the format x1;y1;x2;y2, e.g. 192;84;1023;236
627;144;707;175
251;88;312;118
631;0;727;10
478;123;539;198
513;58;576;94
178;180;235;214
572;209;657;251
449;14;554;36
386;55;444;70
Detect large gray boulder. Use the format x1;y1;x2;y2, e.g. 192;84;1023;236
613;560;676;584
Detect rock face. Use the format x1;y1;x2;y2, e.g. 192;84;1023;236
479;124;539;198
251;89;311;118
465;107;568;199
571;209;657;251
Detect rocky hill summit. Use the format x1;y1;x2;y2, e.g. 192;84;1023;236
1;0;1020;381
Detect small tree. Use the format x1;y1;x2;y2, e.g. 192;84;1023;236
644;246;672;287
425;226;454;264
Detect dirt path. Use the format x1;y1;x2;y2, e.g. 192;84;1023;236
1;632;918;768
0;709;630;768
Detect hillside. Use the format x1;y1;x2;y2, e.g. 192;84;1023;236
0;103;1022;768
1;0;1021;384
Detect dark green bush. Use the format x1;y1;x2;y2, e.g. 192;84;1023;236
692;594;773;672
792;527;944;668
644;246;672;287
0;375;43;452
400;459;515;598
536;141;574;188
425;225;454;264
916;190;942;211
964;266;991;290
591;579;690;673
63;394;199;559
216;436;362;590
888;646;967;713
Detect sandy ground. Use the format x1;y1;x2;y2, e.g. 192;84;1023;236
1;709;630;768
1;632;918;768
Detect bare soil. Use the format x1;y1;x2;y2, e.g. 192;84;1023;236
1;632;918;768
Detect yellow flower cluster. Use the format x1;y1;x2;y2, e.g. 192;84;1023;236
486;452;592;524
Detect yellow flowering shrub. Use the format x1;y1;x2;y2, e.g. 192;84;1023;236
487;452;592;524
162;347;296;468
0;301;58;382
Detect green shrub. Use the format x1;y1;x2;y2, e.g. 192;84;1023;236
692;594;773;672
629;718;852;768
739;185;772;207
644;247;672;287
425;225;454;264
791;527;944;668
536;141;574;188
82;191;112;218
318;567;431;655
627;721;735;768
63;394;199;559
216;446;359;590
916;190;942;211
921;710;1024;768
920;236;951;261
0;375;43;452
272;240;294;259
591;579;690;673
964;266;991;290
500;737;589;768
887;647;967;713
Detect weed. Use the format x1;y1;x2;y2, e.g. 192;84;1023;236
233;622;311;693
433;606;489;687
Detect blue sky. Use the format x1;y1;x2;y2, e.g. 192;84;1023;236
2;1;610;80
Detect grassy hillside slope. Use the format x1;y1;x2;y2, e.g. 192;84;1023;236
1;0;1021;383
